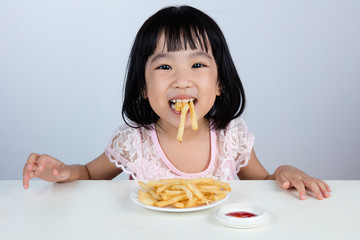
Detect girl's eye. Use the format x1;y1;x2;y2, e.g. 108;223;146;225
192;63;205;68
157;65;172;70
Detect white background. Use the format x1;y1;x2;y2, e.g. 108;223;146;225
1;0;359;180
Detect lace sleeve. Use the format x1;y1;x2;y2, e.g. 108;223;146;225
219;118;255;174
104;124;141;179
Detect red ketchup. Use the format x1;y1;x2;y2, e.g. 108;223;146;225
225;211;257;218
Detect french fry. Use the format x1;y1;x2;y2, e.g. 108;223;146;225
147;179;181;187
185;197;198;208
182;178;213;184
189;100;198;130
138;181;152;191
139;189;151;198
213;180;231;191
137;178;231;209
172;202;185;208
185;183;208;203
138;190;157;206
156;183;173;194
211;194;227;201
177;102;189;143
138;181;161;200
174;101;182;112
198;188;228;195
171;185;194;200
198;185;220;190
164;190;183;195
161;190;183;200
155;194;188;207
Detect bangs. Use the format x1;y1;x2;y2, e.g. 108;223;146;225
160;24;210;53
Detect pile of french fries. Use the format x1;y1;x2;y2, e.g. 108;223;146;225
138;178;231;208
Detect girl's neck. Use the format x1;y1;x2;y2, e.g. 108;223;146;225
154;118;212;174
155;118;210;142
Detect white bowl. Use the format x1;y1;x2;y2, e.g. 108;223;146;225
214;203;271;228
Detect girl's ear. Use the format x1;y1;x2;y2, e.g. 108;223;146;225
216;81;222;96
142;87;148;99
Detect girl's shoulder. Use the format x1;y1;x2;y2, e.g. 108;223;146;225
217;117;251;137
214;117;255;176
109;122;151;144
215;117;255;155
105;123;153;179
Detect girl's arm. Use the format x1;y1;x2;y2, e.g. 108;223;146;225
237;149;270;180
238;148;331;200
23;152;122;189
85;152;122;180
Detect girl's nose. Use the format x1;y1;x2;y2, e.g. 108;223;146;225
172;70;194;89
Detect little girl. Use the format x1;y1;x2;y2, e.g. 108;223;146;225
23;5;331;200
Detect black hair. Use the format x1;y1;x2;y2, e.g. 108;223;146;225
122;5;246;130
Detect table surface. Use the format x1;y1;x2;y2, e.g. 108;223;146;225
0;180;359;240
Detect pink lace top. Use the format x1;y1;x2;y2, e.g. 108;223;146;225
105;118;255;180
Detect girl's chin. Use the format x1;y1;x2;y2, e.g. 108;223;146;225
157;118;189;130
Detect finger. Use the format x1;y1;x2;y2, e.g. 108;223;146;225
291;179;306;200
26;153;40;171
23;165;30;189
23;167;36;189
23;153;40;189
276;174;292;189
323;181;332;193
303;179;324;200
23;163;30;189
316;180;331;198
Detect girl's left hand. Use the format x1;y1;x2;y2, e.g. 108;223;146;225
274;165;331;200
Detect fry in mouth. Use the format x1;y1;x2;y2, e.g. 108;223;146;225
175;100;198;143
189;100;198;130
174;101;182;112
177;102;189;143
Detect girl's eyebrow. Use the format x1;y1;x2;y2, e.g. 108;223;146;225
150;53;171;64
150;51;212;64
190;51;213;60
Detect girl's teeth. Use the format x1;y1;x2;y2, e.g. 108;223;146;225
170;99;195;103
169;99;195;110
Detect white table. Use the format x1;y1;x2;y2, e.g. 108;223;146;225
0;180;359;240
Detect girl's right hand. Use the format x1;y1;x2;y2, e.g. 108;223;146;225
23;153;70;189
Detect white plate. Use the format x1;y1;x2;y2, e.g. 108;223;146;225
130;188;229;212
214;203;271;228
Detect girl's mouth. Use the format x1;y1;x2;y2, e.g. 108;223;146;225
169;98;196;111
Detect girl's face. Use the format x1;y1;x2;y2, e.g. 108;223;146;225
144;34;221;132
